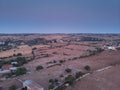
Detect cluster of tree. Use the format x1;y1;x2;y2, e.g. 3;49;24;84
15;67;27;76
0;57;28;68
81;37;104;41
64;71;84;85
0;39;24;52
75;71;84;79
48;67;90;89
0;45;13;52
88;48;104;56
0;61;6;68
65;75;75;85
14;57;28;66
26;38;47;46
9;85;16;90
49;79;59;89
13;53;22;57
3;67;27;78
21;87;27;90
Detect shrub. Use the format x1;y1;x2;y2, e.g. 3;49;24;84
53;60;57;63
59;60;65;63
9;85;16;90
60;74;64;77
65;68;72;73
65;75;75;85
21;87;27;90
56;86;66;90
36;65;43;71
84;65;91;71
75;71;84;79
32;47;37;50
17;53;22;56
49;79;55;89
49;84;54;89
49;79;54;83
54;79;58;83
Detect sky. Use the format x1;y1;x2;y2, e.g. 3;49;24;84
0;0;120;33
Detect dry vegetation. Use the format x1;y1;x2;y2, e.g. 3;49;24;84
0;34;120;90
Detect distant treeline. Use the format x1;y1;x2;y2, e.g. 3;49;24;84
80;37;104;41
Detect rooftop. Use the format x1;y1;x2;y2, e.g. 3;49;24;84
23;80;44;90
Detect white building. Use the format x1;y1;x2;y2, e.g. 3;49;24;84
11;62;18;65
107;46;116;50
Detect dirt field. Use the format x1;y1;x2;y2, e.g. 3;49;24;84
0;45;32;58
66;65;120;90
18;50;120;90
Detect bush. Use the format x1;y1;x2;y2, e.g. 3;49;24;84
17;53;22;56
75;71;84;79
49;79;55;89
36;65;43;71
49;79;57;85
32;47;37;50
53;60;57;63
15;67;27;76
60;74;64;77
65;75;75;85
48;78;59;90
59;60;65;63
49;84;54;89
24;87;27;90
9;85;16;90
84;65;91;71
49;79;54;83
56;86;66;90
55;79;58;83
21;87;27;90
65;68;72;73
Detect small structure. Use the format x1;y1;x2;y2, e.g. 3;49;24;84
11;62;18;65
103;45;117;51
23;80;44;90
9;67;17;72
107;46;116;50
0;64;17;74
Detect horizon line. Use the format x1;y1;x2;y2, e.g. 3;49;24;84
0;32;120;35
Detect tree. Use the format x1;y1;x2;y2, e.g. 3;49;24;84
36;65;43;71
16;57;28;66
21;87;27;90
32;47;37;50
9;85;16;90
75;71;84;79
15;67;27;76
49;84;54;89
55;78;58;83
59;60;65;63
53;60;57;63
17;53;22;56
49;79;55;89
65;68;72;73
84;65;91;71
65;75;75;85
